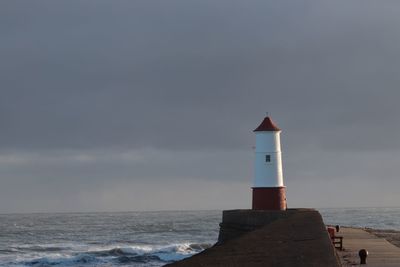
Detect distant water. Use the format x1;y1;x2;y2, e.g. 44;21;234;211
1;208;400;267
319;207;400;230
0;211;220;267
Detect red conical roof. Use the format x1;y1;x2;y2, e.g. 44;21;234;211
254;116;281;132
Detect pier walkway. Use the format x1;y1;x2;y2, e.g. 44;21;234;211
337;227;400;266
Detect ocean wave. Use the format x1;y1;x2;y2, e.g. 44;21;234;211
15;246;70;252
0;248;19;254
87;243;210;256
152;243;211;262
6;242;212;266
86;243;212;262
23;254;99;266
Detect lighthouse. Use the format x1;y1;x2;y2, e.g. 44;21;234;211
252;116;287;210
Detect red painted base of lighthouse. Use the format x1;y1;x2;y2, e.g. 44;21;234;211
252;187;286;210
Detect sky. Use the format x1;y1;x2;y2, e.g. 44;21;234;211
1;1;400;213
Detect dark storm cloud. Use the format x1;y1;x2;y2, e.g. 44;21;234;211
1;0;400;212
1;0;399;151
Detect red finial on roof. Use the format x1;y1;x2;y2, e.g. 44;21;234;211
254;116;281;132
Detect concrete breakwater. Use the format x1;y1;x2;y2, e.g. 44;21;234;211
167;209;340;267
218;209;309;243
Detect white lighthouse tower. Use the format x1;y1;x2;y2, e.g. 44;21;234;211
252;116;287;210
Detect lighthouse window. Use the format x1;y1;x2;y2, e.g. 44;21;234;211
265;155;271;162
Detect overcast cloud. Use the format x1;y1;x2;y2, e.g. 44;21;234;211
1;1;400;213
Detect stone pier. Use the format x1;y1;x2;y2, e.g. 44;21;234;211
168;209;340;267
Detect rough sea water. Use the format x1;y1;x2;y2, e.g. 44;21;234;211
0;211;220;267
1;208;400;267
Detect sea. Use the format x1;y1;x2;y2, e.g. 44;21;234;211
1;208;400;267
